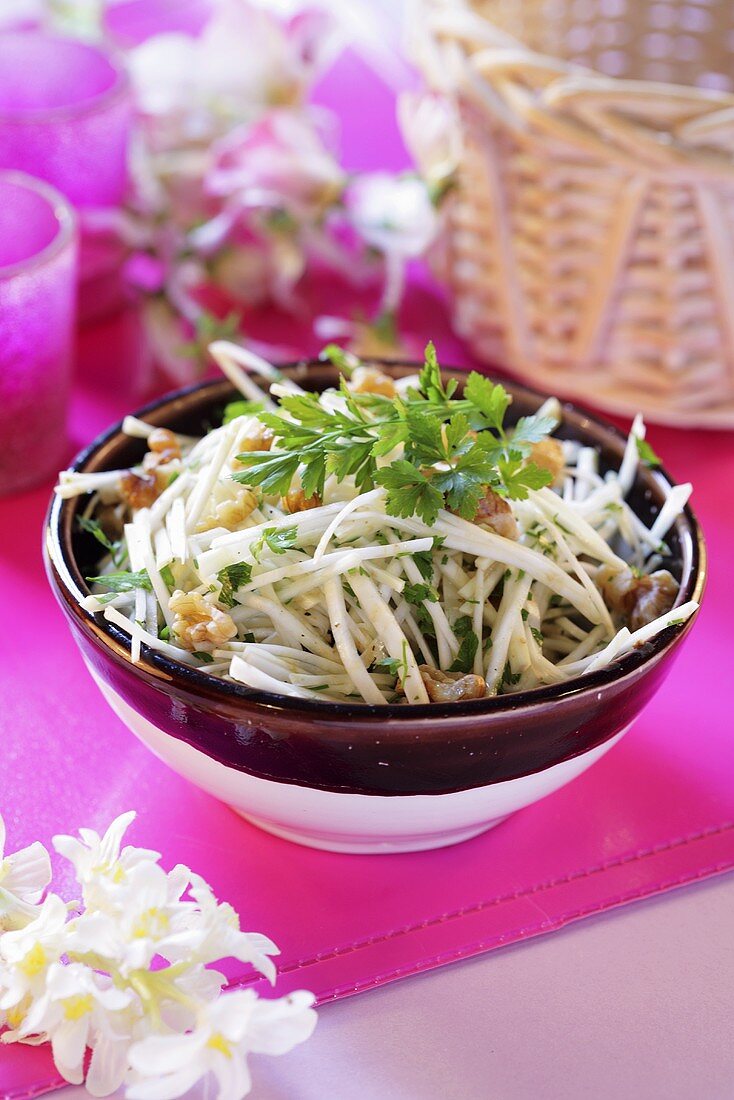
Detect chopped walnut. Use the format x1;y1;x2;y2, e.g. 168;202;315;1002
195;488;258;533
142;427;182;475
282;489;322;514
148;428;181;457
348;365;397;398
530;438;564;484
120;470;159;510
239;426;274;453
597;566;679;631
169;590;237;651
419;665;486;703
471;487;519;540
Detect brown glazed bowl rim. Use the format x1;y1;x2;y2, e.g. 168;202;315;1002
46;360;706;725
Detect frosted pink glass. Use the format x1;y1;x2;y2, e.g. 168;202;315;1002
0;32;132;321
104;0;214;46
0;32;132;208
0;172;77;494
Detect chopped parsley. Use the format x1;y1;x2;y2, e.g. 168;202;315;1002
251;525;298;560
232;342;556;523
403;582;439;605
217;562;252;607
76;516;124;567
222;399;264;425
160;564;175;589
86;569;152;593
636;438;662;468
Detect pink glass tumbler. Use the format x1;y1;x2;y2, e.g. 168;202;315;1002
0;172;78;494
0;32;132;321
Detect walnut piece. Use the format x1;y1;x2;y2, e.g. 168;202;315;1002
282;489;322;514
195;488;258;533
597;566;679;631
239;426;274;453
169;590;237;651
348;365;397;398
419;665;486;702
471;487;519;540
120;470;159;510
530;438;564;483
142;427;181;476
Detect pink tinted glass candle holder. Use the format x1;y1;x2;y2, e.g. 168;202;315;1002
0;172;77;494
104;0;214;46
0;31;132;322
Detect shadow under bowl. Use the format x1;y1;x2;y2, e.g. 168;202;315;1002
45;361;706;853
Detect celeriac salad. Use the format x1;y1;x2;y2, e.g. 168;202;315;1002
56;342;697;706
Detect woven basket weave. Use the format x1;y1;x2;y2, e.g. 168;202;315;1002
414;0;734;426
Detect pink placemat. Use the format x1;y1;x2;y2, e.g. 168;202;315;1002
2;295;734;1100
3;52;734;1099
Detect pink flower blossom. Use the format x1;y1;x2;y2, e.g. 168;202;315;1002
206;109;346;220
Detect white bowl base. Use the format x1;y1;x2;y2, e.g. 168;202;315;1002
89;668;629;855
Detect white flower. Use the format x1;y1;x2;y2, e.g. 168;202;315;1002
18;962;134;1091
0;812;51;930
127;989;317;1100
397;91;461;196
129;1;339;134
53;811;160;907
0;893;69;1020
183;874;279;983
64;861;194;973
344;172;438;259
0;809;316;1097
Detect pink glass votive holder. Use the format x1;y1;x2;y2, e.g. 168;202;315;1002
0;172;78;495
0;32;132;322
104;0;214;47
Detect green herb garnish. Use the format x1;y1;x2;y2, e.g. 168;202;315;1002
217;562;252;607
449;631;478;674
86;569;152;593
77;516;124;567
251;525;298;560
160;564;175;589
222;400;264;425
636;438;662;468
233;342;556;523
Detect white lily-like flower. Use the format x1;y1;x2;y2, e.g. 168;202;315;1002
0;812;51;930
129;0;339;142
344;172;439;315
183;874;279;983
0;893;69;1020
1;808;316;1096
18;962;135;1091
53;811;160;908
397;91;461;197
63;860;194;973
127;989;317;1100
344;172;439;260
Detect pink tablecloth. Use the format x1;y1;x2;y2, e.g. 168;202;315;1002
2;54;734;1100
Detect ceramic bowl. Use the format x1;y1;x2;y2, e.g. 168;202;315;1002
45;362;706;854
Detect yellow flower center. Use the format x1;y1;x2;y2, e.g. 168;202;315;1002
207;1033;233;1058
63;994;93;1021
132;907;169;939
0;857;9;884
20;943;46;977
6;1000;28;1029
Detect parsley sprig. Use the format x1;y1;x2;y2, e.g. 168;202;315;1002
232;343;557;525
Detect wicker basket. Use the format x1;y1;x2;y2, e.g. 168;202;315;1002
414;0;734;427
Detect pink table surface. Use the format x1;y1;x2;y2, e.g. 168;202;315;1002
3;52;734;1100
